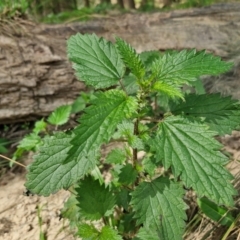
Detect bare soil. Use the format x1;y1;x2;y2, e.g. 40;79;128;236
0;172;75;240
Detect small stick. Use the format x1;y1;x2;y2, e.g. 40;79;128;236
0;154;26;168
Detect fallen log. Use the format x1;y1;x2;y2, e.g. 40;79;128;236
0;2;240;124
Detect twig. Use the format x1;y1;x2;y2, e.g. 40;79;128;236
0;154;26;168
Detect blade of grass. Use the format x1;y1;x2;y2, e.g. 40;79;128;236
222;212;240;240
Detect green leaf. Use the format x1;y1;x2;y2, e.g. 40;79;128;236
76;176;115;220
116;37;145;79
33;119;47;134
67;90;137;163
118;164;138;185
47;105;72;126
78;223;122;240
190;78;206;94
0;138;9;154
151;116;236;205
114;120;144;149
47;105;72;125
137;226;159;240
71;91;95;114
78;223;99;239
61;194;81;227
152;49;232;85
118;212;136;234
140;51;161;69
110;164;124;186
78;224;122;240
142;155;157;177
129;135;145;149
131;177;187;240
98;226;122;240
122;74;139;95
171;93;240;135
0;145;7;154
67;33;125;89
152;81;184;100
198;197;234;227
115;120;134;138
105;148;126;164
25;132;97;196
14;133;42;160
17;133;42;151
91;166;104;185
71;96;87;114
116;188;131;210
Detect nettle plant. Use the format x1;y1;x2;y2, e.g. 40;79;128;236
25;33;240;239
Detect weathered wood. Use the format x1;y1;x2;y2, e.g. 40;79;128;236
0;2;240;124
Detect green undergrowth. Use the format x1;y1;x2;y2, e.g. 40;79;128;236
41;4;120;24
12;90;94;163
18;33;240;239
0;0;235;23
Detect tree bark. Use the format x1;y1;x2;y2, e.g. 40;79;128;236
84;0;91;8
0;3;240;124
125;0;136;9
117;0;125;9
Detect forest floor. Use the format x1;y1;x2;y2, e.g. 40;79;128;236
0;167;75;240
0;132;240;240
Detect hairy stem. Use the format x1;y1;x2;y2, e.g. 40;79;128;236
133;118;139;165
